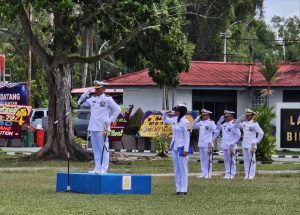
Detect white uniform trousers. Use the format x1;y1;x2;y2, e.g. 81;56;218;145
199;147;213;177
223;149;236;177
90;131;109;173
172;150;189;192
243;148;256;178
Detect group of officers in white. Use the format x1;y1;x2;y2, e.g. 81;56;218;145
78;81;264;195
161;104;264;195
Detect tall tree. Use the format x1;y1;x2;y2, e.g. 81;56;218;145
115;1;194;109
272;16;300;62
185;0;264;61
0;0;194;160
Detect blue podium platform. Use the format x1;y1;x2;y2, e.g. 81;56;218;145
56;172;152;194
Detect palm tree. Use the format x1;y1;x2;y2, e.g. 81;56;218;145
258;57;280;107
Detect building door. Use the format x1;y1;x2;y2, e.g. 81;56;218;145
192;90;237;121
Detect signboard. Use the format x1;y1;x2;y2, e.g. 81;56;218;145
281;109;300;148
0;104;32;138
108;105;133;141
0;82;28;105
139;111;198;138
122;176;132;190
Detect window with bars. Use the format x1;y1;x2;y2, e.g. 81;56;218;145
251;90;267;108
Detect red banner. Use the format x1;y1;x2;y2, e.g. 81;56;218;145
0;54;5;75
0;104;32;138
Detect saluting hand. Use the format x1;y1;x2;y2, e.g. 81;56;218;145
217;115;225;125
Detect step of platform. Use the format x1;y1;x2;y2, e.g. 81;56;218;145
56;172;152;194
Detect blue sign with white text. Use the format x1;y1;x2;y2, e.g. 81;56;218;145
0;83;28;105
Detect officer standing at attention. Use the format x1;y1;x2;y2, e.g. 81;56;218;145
78;81;121;174
235;108;264;179
217;110;241;179
161;104;190;195
192;109;219;179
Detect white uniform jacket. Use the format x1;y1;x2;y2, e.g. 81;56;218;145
78;94;121;131
162;114;190;152
217;120;241;149
236;120;264;148
192;117;219;147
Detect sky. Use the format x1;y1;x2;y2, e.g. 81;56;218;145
264;0;300;24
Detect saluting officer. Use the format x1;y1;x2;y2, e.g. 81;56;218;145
217;110;241;179
161;104;190;195
236;108;264;179
78;81;121;174
192;109;219;179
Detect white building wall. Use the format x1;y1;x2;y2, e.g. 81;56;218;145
269;89;283;108
174;89;192;111
237;90;249;117
123;87;163;113
123;87;193;113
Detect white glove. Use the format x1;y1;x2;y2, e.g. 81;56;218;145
208;142;213;153
82;88;92;98
105;120;111;130
217;115;225;125
237;114;245;123
160;110;165;115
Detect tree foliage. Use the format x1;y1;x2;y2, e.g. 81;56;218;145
1;0;194;160
186;0;264;61
258;56;280;106
271;16;300;62
254;106;276;161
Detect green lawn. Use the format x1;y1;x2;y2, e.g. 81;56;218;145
0;153;299;215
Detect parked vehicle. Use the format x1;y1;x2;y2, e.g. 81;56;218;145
30;108;48;128
73;109;90;138
29;108;89;137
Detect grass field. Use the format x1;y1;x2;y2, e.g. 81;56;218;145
0;152;299;215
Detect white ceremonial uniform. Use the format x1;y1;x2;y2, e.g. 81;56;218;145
236;120;264;179
192;117;219;178
217;120;241;178
78;93;121;173
162;114;190;193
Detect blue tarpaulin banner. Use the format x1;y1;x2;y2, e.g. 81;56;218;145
0;82;28;105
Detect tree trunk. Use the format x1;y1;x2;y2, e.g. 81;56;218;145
31;64;90;161
162;85;169;110
267;83;271;107
80;28;93;88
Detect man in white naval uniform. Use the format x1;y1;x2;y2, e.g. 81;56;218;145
217;110;241;179
192;109;219;179
235;108;264;179
78;81;121;174
161;104;190;195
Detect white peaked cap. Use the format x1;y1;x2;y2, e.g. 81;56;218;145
201;109;212;115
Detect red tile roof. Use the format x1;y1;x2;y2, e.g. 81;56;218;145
105;61;300;88
251;63;300;87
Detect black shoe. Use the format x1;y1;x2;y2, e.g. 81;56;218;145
182;192;187;195
175;192;182;195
